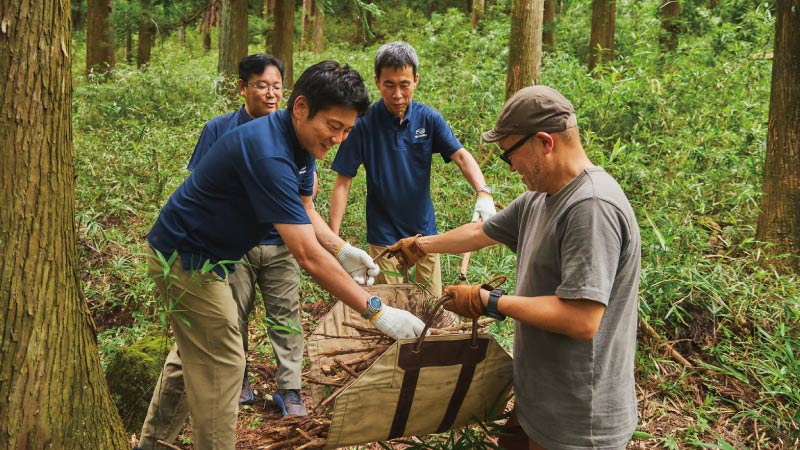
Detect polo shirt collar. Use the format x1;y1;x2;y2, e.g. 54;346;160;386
236;105;254;125
277;109;309;164
376;99;416;126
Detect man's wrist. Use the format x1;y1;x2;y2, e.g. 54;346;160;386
476;185;492;196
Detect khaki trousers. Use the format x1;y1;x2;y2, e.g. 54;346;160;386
368;243;442;297
139;245;302;448
139;247;244;450
229;244;303;389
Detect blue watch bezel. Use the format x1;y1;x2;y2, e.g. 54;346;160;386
362;295;383;320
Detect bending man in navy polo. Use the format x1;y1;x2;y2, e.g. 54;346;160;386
137;54;315;450
329;42;495;296
141;61;426;450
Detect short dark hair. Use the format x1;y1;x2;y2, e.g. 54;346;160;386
374;41;419;78
287;60;370;119
239;53;285;82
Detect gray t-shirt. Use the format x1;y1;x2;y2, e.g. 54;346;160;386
483;167;640;450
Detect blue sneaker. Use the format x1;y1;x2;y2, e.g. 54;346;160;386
238;368;255;406
274;389;308;416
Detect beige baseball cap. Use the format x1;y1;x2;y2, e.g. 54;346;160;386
482;85;576;143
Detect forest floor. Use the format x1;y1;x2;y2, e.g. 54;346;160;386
104;296;767;450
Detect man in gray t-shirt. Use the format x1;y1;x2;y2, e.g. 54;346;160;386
388;86;640;450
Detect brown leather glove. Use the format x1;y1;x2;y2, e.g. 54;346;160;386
386;234;426;269
443;284;487;319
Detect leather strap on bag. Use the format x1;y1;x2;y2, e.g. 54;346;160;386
388;295;488;439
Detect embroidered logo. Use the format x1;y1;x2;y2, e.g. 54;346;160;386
415;128;428;139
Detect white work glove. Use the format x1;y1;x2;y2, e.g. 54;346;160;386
371;305;426;339
335;243;379;286
472;194;496;222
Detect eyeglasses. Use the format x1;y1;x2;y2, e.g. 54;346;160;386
499;133;535;165
246;82;282;94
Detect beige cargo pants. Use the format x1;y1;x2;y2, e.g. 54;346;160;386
139;245;302;449
368;243;442;297
139;246;244;450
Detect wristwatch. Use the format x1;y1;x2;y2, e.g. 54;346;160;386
486;289;507;321
361;295;383;320
476;185;492;195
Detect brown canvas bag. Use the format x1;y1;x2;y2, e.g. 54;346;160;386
308;285;513;449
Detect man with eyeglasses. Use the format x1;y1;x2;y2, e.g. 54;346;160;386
388;86;641;450
328;41;495;297
134;60;426;450
138;53;313;448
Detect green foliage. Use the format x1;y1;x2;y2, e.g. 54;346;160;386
72;0;799;447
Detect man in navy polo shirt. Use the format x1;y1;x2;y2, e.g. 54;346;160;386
137;54;315;450
139;61;426;450
328;42;495;296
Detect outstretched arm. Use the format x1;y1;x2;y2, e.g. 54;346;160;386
449;148;495;222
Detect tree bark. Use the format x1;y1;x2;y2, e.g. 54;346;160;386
472;0;485;28
264;0;275;49
0;0;129;448
756;0;800;273
588;0;616;71
72;0;83;30
313;0;324;54
219;0;249;78
659;0;680;52
86;0;115;74
137;0;155;68
543;0;555;51
505;0;544;99
301;0;313;50
272;0;295;87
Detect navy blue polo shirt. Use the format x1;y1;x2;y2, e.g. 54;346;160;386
331;99;462;246
148;109;315;276
186;105;287;246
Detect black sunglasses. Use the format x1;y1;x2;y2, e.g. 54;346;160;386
499;133;535;165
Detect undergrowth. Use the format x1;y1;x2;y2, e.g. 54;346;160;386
73;0;798;448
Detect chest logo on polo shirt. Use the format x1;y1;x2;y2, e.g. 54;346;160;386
299;166;308;175
415;128;428;139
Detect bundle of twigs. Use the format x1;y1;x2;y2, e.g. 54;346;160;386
251;318;497;449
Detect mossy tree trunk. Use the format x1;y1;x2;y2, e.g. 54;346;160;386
219;0;248;78
588;0;615;71
543;0;555;51
659;0;680;51
313;0;324;54
137;0;155;67
505;0;544;99
301;0;313;50
272;0;294;87
86;0;115;74
0;0;128;448
756;0;800;273
471;0;485;28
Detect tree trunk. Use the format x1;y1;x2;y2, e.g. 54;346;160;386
72;0;83;30
86;0;115;74
659;0;680;51
264;0;275;49
272;0;294;87
471;0;485;28
588;0;616;72
219;0;249;78
125;25;134;63
313;0;324;54
0;1;129;448
543;0;555;51
756;0;800;273
301;0;313;50
137;0;155;68
505;0;544;99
